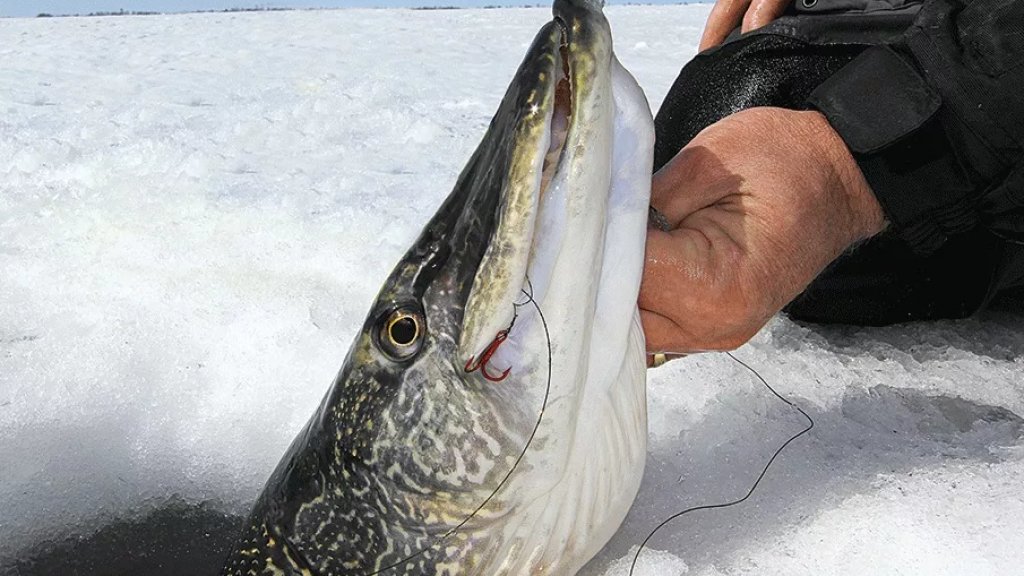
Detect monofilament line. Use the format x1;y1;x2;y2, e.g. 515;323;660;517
628;351;815;576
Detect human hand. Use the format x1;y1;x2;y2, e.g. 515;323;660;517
699;0;792;51
640;107;886;356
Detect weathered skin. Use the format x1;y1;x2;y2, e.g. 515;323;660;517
221;1;654;574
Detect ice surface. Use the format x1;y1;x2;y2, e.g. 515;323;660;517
1;5;1023;575
605;547;689;575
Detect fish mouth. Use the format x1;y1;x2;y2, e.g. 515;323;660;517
453;6;603;363
542;18;573;204
390;1;613;366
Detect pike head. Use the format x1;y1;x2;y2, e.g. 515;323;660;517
223;1;654;574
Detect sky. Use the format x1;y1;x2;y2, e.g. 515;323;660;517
0;0;703;19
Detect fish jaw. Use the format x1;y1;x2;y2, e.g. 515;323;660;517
450;0;656;572
458;0;654;377
460;18;656;576
458;0;654;457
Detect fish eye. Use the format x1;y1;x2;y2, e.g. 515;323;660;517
377;306;425;361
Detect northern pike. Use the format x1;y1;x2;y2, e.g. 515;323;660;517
222;0;654;573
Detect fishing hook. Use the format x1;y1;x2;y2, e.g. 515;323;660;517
464;329;511;381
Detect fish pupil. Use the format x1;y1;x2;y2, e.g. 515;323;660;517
390;317;418;345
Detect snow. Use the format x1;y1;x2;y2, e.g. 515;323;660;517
1;5;1023;575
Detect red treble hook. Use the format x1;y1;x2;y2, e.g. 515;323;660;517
464;329;511;382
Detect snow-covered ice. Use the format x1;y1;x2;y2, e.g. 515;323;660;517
1;5;1023;575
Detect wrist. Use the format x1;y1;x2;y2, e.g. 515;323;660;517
802;110;887;241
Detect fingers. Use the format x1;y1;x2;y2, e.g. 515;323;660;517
641;309;692;356
699;0;790;51
742;0;791;33
640;225;761;353
639;229;707;343
640;228;729;352
699;0;752;51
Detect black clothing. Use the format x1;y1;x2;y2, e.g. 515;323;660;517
654;0;1024;325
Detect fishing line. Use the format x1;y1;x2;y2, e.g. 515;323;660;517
628;351;815;576
368;277;551;575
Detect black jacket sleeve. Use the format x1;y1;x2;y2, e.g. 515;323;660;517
807;0;1024;258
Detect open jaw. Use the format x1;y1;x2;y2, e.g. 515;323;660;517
540;22;573;202
442;3;655;569
457;16;579;366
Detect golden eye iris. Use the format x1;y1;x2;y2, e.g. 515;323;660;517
378;307;424;360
